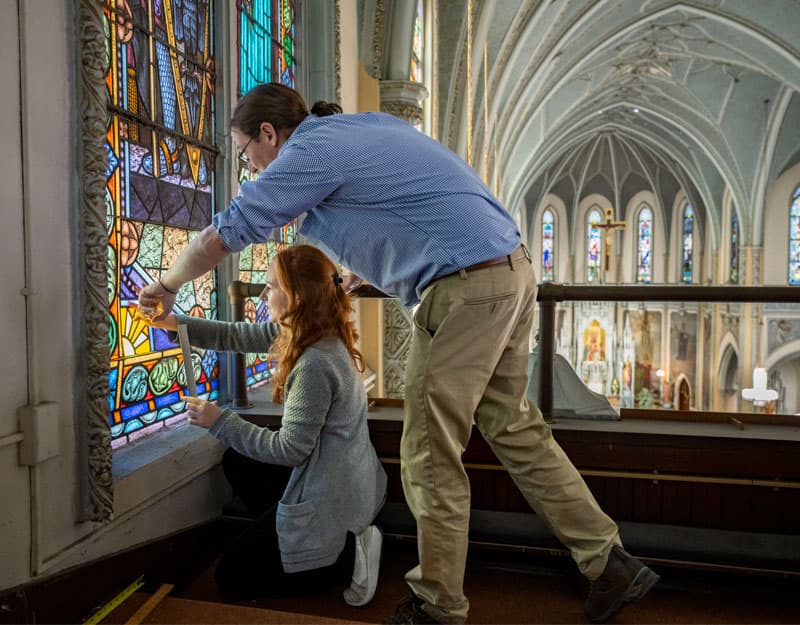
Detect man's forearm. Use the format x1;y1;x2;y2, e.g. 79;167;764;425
161;225;231;291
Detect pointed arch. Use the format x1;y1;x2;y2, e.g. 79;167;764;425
636;205;653;284
586;206;604;283
682;203;695;284
541;208;555;282
789;184;800;284
532;193;568;283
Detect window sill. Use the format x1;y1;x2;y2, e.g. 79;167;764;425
112;421;225;516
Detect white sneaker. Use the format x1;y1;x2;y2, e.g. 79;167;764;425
343;525;382;607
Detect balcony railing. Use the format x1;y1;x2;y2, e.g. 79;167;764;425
228;280;800;415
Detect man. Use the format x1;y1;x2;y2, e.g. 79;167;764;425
139;83;658;624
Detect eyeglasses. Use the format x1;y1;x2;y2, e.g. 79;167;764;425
237;135;255;165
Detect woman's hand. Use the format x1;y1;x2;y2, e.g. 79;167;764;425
148;313;178;331
185;396;223;429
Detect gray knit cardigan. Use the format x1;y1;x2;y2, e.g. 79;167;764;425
177;316;387;572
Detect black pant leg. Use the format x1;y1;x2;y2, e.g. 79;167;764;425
221;448;292;517
215;503;357;599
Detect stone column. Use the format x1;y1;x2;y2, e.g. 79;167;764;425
378;80;428;398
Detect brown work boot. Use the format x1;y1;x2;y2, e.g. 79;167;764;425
384;595;442;624
585;545;659;623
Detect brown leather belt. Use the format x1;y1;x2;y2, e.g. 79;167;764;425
434;245;530;283
462;244;530;272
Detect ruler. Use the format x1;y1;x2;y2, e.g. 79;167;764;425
177;323;197;397
82;575;144;624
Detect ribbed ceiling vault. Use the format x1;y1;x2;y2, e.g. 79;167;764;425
435;0;800;249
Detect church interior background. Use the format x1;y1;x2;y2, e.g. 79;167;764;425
1;0;800;598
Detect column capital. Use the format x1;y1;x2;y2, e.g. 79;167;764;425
380;79;429;124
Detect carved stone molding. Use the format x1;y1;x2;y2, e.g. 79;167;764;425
383;299;413;399
380;79;429;124
373;0;386;79
751;246;762;286
334;0;342;105
79;0;113;521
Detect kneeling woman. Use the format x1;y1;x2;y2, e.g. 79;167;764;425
152;245;387;605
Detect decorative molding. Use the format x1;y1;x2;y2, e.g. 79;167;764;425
751;246;762;287
373;0;386;79
380;79;429;123
383;300;413;399
334;0;342;105
79;0;113;521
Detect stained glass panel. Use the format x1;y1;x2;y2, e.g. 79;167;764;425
730;210;739;284
236;1;297;387
790;187;800;285
587;209;602;283
238;0;295;95
542;209;554;282
682;204;694;284
637;207;652;283
103;0;218;443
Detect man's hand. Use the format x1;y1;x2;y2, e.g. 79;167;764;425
185;396;223;429
138;280;178;321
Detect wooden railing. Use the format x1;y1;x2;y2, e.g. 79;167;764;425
228;280;800;413
536;283;800;420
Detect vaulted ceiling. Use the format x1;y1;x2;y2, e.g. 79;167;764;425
435;0;800;249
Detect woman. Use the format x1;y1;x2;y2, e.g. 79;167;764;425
150;245;386;605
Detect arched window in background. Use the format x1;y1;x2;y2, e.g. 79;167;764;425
410;0;425;131
637;206;653;283
730;209;739;284
411;0;424;84
542;209;554;282
104;0;218;444
682;204;694;284
587;208;603;283
790;186;800;285
237;0;297;386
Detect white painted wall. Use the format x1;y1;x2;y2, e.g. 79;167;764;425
0;0;231;592
339;0;360;113
0;0;32;590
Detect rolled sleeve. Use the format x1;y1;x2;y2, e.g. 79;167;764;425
213;144;343;252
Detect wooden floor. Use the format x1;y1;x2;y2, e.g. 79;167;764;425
103;534;800;624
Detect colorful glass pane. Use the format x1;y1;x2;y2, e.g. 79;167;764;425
790;187;800;285
542;210;554;282
410;0;424;83
103;0;218;443
637;207;652;283
587;209;602;283
236;0;297;388
730;210;739;284
238;0;295;95
682;204;694;284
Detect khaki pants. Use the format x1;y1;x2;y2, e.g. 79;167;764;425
401;255;620;624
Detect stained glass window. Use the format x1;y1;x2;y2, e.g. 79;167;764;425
587;209;603;283
682;204;694;284
410;0;424;84
236;0;297;387
790;187;800;284
730;209;739;284
238;0;295;95
103;0;219;444
637;207;653;283
542;209;554;282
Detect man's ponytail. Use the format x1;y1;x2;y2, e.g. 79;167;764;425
310;101;343;116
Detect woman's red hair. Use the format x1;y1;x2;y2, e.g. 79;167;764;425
270;245;364;403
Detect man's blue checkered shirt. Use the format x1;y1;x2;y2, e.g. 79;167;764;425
213;112;521;306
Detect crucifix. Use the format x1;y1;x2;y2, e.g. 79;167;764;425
596;207;626;273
